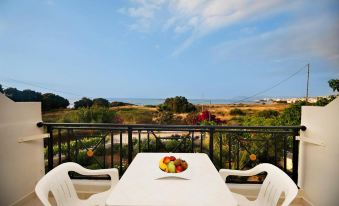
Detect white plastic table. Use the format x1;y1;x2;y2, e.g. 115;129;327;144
106;153;238;206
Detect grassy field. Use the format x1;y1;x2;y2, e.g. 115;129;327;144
42;103;289;125
196;103;288;121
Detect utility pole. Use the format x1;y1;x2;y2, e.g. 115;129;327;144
306;64;310;102
209;100;211;121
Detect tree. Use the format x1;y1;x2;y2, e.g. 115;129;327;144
4;88;42;102
0;84;3;93
159;96;196;113
92;98;110;107
74;97;93;109
42;93;69;111
328;79;339;92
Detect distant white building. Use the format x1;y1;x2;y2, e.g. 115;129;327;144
271;97;322;104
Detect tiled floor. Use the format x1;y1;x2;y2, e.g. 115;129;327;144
22;194;308;206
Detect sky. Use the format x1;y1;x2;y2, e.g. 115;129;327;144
0;0;339;101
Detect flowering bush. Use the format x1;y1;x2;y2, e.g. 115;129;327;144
186;110;224;125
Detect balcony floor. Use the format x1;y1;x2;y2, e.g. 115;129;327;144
20;193;309;206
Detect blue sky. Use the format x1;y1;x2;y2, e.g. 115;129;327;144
0;0;338;101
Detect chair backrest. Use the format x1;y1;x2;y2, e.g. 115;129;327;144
255;164;298;206
35;163;79;206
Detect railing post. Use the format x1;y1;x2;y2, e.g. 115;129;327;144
292;131;299;184
47;126;53;172
128;127;133;164
209;127;214;162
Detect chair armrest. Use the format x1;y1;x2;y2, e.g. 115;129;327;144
70;163;119;187
219;166;264;181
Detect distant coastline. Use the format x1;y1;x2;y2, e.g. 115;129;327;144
107;98;257;106
65;96;326;108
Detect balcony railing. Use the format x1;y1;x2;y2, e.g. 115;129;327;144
37;122;306;184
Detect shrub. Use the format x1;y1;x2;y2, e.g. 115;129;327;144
276;101;310;126
110;101;134;107
159;96;196;113
92;98;110;107
144;105;157;108
115;108;155;124
315;96;336;106
74;97;93;109
185;112;199;125
257;110;279;118
229;108;245;116
155;111;174;124
196;110;224;125
61;106;122;123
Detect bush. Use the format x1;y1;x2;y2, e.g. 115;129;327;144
257;110;279;118
92;98;110;107
229;108;245;116
74;97;110;108
74;97;93;109
155;111;174;124
314;96;336;106
277;101;307;125
144;105;157;108
195;110;224;125
115;108;155;124
185;112;199;125
61;106;122;123
159;96;196;113
110;101;134;107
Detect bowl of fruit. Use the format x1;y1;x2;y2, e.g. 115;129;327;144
157;155;189;179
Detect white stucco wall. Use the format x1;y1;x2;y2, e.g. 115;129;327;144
0;94;45;206
299;97;339;206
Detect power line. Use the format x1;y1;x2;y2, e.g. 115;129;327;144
0;77;85;97
233;64;308;103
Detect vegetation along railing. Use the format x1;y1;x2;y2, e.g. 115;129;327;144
37;122;306;184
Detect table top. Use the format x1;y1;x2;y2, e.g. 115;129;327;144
106;153;237;206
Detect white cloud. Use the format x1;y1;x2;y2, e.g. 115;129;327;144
119;0;297;51
120;0;167;32
213;14;339;68
120;0;339;62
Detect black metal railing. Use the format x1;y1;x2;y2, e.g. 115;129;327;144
37;122;306;183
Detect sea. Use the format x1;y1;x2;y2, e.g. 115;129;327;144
107;98;260;106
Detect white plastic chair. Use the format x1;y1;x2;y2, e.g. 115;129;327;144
35;162;119;206
219;163;298;206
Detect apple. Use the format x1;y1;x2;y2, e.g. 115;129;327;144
169;156;176;161
176;165;183;173
167;161;176;173
174;159;182;166
181;161;188;170
163;156;171;164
